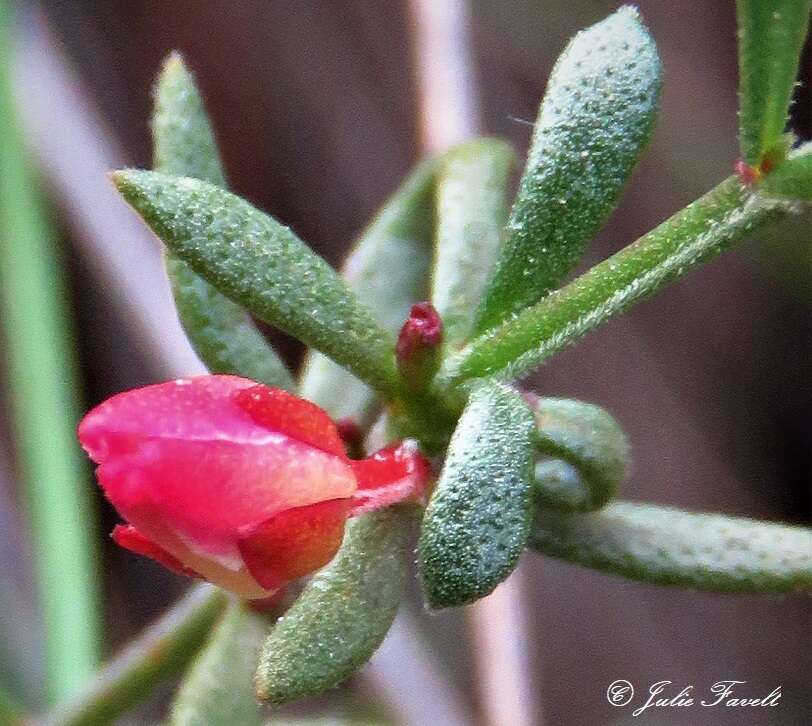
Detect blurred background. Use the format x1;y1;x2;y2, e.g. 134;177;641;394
1;0;810;724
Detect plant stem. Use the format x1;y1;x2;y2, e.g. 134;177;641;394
0;0;101;702
40;585;227;726
440;175;792;387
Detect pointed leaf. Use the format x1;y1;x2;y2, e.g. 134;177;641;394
440;176;788;386
418;381;535;608
255;508;412;705
170;599;267;726
432;138;515;347
530;501;812;593
474;6;662;332
760;147;812;200
736;0;812;165
152;54;294;390
113;171;398;395
153;53;227;187
530;397;628;511
299;159;437;419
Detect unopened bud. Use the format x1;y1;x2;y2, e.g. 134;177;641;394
396;303;443;392
735;160;761;187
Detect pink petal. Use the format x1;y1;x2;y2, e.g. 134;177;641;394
79;375;356;568
97;435;355;567
237;499;350;589
233;385;347;457
112;524;200;578
349;441;432;515
78;375;259;462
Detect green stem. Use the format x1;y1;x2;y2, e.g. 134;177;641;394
439;175;793;387
40;585;227;726
0;0;101;702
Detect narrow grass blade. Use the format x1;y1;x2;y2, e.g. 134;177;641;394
0;1;100;702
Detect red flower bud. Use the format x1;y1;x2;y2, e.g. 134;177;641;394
396;302;443;391
735;160;761;186
78;375;429;599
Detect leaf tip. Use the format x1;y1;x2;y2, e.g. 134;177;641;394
110;168;147;200
157;49;195;93
162;49;187;73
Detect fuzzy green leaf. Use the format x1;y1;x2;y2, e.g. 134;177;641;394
530;501;812;592
113;170;398;395
255;509;411;705
440;176;788;386
418;381;535;608
170;599;267;726
153;53;227;187
299;159;437;419
432;138;515;347
474;6;662;333
760;148;812;200
530;397;628;511
152;54;294;390
736;0;812;165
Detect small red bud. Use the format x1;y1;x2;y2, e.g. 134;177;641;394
735;160;761;187
396;303;443;391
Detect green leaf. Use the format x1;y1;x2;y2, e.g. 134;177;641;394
473;6;662;333
113;170;398;395
530;501;812;593
152;53;227;187
152;53;294;390
255;509;412;705
418;381;535;608
299;159;437;419
760;147;812;200
530;397;628;511
736;0;812;165
432;138;515;347
170;599;267;726
440;176;789;387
